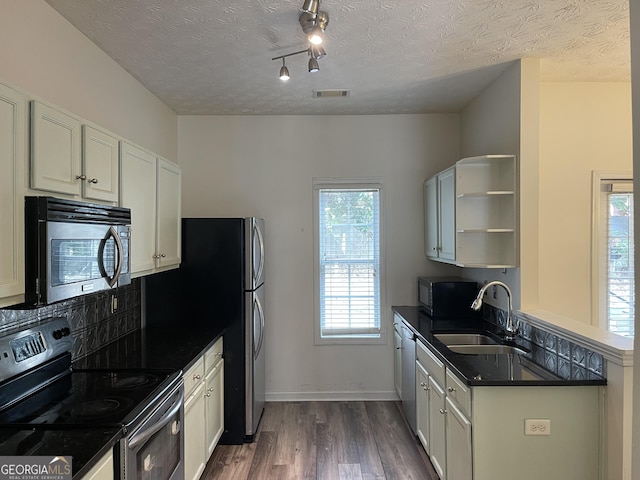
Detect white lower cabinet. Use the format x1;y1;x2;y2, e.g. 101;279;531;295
415;361;429;453
184;357;206;480
183;338;224;480
204;338;224;457
415;339;602;480
80;450;113;480
427;375;447;479
445;397;472;480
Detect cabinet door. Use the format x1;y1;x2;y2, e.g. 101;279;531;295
428;377;447;480
416;361;430;453
30;101;82;195
393;325;402;398
424;176;439;258
184;382;206;480
205;360;224;457
0;84;25;305
437;167;456;261
155;157;181;269
120;141;157;274
79;450;113;480
445;397;472;480
82;125;119;203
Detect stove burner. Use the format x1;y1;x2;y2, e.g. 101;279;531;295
71;399;122;418
110;373;160;389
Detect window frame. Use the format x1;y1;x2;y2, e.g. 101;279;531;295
313;177;386;345
591;171;634;336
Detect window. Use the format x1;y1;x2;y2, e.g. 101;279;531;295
313;178;385;344
593;173;634;337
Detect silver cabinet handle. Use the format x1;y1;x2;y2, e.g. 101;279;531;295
205;393;211;398
447;387;456;392
439;408;447;415
420;382;426;387
88;178;99;184
193;374;201;380
76;174;87;180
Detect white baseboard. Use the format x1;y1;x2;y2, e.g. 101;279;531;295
265;390;400;402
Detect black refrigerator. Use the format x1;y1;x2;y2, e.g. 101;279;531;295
145;217;266;444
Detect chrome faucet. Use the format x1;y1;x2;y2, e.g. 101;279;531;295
471;280;518;340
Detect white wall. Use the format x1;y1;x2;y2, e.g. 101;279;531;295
178;114;460;399
458;60;530;311
539;82;632;324
0;0;178;160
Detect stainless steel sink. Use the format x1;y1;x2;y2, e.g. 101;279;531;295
433;333;500;346
446;344;529;355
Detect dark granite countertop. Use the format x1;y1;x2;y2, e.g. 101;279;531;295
393;306;606;387
73;323;226;371
0;323;225;478
0;427;122;479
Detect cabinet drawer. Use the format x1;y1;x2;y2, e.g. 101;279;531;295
184;355;205;396
417;340;445;386
205;337;224;374
445;369;471;417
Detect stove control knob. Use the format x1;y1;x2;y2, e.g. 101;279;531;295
53;330;62;340
62;327;71;337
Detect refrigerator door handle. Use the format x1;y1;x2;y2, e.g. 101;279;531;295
254;294;265;360
254;221;265;287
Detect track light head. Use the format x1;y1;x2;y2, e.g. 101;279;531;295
301;0;319;15
310;45;326;59
279;59;290;80
308;57;319;73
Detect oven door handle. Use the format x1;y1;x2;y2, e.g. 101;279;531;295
128;390;183;449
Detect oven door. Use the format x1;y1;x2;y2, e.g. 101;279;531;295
45;221;131;303
121;382;184;480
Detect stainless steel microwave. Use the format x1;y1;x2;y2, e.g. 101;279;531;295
25;196;131;305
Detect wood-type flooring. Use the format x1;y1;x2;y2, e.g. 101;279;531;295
203;401;439;480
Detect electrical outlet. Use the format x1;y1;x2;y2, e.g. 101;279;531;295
111;295;118;314
524;419;551;436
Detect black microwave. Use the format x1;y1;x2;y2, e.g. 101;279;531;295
418;277;479;318
25;196;132;305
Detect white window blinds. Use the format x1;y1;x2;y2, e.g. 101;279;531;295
315;180;382;340
604;180;634;337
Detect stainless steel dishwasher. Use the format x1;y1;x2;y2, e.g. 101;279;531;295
400;322;417;434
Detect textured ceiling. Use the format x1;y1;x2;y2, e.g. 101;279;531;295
44;0;630;115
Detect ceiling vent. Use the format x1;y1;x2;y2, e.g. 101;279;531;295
313;89;350;98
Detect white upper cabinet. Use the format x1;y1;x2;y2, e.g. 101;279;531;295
31;101;120;204
82;125;119;203
120;141;181;276
0;83;26;307
425;166;456;263
120;141;158;274
425;155;517;268
30;101;82;196
156;157;182;269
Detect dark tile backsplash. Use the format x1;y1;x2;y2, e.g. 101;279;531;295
0;278;141;361
483;304;606;380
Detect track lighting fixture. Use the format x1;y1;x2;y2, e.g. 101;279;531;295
279;58;290;81
301;0;319;15
308;57;319;73
271;0;330;81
